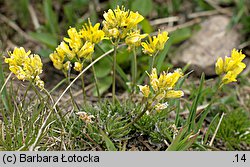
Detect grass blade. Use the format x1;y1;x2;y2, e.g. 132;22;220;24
43;0;59;35
100;129;117;151
186;73;205;132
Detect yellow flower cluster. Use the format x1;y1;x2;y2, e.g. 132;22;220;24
138;68;184;112
50;19;104;73
103;6;144;39
215;49;246;85
80;19;105;44
141;30;169;56
5;47;44;89
125;29;148;50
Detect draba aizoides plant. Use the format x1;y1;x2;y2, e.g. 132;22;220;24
1;5;248;151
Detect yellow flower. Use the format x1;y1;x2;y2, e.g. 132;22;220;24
23;54;43;78
148;68;183;92
5;47;30;66
138;85;150;97
102;6;144;39
141;30;169;56
141;37;158;55
155;31;169;50
74;62;83;72
125;30;148;47
49;52;64;70
215;57;224;75
167;68;183;89
77;41;95;59
221;71;237;85
139;68;184;113
148;68;159;91
224;49;246;72
59;42;75;60
124;11;144;30
80;19;105;44
5;47;44;89
215;49;246;85
64;27;82;53
63;61;71;73
165;90;184;98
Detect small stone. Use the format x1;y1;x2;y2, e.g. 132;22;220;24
172;15;241;76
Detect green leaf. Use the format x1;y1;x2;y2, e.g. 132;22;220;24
174;70;193;127
167;126;188;151
171;28;192;44
29;32;58;49
140;19;153;33
196;103;212;132
38;48;53;58
156;37;172;71
95;57;112;78
167;126;199;151
116;48;131;65
204;113;220;144
93;76;112;96
64;4;76;26
100;129;117;151
131;0;153;16
186;73;205;132
43;0;59;35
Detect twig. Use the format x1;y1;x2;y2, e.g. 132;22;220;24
188;10;219;19
150;16;179;26
0;13;36;42
209;112;225;147
151;18;201;35
239;41;250;49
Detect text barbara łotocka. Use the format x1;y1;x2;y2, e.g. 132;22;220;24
2;153;100;164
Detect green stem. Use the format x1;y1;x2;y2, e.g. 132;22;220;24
91;59;100;101
22;81;32;107
150;55;156;72
30;83;43;102
132;46;137;93
150;51;159;73
112;43;118;104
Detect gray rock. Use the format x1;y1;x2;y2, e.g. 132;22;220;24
172;15;241;76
